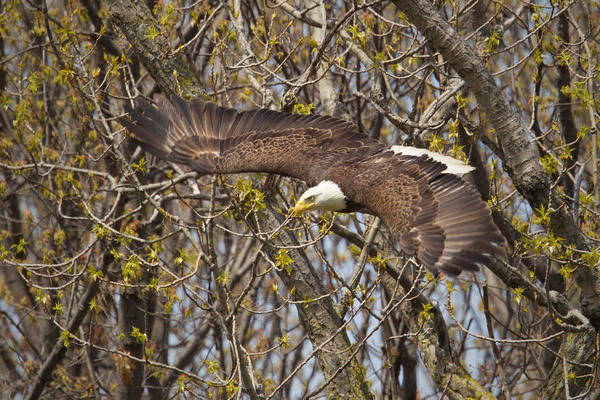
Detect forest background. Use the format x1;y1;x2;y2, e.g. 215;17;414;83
1;0;599;398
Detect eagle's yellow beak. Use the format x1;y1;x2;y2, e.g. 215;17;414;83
294;199;314;216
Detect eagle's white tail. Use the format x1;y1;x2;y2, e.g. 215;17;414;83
391;145;475;176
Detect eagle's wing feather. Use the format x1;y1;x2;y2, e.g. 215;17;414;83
120;96;381;185
336;152;503;274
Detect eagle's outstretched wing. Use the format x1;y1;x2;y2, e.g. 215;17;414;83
120;96;384;186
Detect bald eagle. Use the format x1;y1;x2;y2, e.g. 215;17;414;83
120;96;503;275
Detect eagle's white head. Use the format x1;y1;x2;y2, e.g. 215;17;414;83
294;180;347;215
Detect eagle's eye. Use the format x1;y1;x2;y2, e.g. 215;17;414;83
306;195;315;202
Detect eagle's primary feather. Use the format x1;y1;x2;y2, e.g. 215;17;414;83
120;96;503;275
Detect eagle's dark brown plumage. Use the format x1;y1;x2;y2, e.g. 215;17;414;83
120;96;503;275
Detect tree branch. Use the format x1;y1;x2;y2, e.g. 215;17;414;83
390;0;600;326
